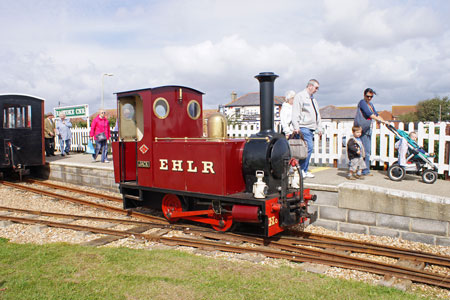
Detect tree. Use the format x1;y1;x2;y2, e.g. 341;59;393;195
416;96;450;122
225;112;242;126
398;112;418;123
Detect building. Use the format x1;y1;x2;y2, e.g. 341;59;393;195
392;105;417;120
320;105;394;123
319;105;356;122
223;92;285;133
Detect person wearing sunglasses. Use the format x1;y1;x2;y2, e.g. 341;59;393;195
292;79;323;178
354;88;387;176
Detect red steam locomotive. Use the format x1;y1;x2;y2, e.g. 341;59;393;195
112;72;317;236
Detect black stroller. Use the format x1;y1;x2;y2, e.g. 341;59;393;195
386;124;438;184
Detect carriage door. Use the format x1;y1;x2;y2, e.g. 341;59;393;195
116;95;144;182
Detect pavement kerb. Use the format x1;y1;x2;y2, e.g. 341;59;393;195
304;183;338;192
338;182;450;205
45;161;113;171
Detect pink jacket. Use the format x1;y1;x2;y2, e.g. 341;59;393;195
90;115;111;140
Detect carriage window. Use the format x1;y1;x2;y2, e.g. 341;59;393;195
3;105;32;129
153;98;169;119
187;100;201;120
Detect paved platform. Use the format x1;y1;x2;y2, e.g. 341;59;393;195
306;166;450;199
46;152;113;170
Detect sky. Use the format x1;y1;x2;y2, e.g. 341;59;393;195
1;0;450;113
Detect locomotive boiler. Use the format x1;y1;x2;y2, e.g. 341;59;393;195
112;72;316;236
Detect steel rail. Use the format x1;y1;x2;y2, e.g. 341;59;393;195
25;179;123;203
281;232;450;267
0;205;162;226
1;214;449;289
291;231;449;257
274;236;450;268
0;180;167;224
198;232;450;280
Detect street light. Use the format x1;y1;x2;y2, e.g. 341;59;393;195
101;73;114;109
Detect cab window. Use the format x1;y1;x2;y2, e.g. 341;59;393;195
187;100;201;120
118;95;143;141
153;98;169;119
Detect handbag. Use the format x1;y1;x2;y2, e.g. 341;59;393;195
354;102;372;133
288;133;308;160
96;132;107;142
85;140;95;154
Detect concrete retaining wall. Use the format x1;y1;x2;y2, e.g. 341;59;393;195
307;185;450;247
38;163;119;193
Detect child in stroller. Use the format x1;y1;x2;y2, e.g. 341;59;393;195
386;124;438;184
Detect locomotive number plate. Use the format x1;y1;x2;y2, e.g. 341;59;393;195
137;161;150;168
268;216;278;227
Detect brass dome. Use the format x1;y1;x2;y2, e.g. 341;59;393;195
207;113;228;140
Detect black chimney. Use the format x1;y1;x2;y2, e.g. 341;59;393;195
255;72;278;135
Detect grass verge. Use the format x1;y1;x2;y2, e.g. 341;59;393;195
0;238;431;300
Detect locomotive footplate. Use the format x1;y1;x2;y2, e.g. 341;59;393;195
119;182;316;236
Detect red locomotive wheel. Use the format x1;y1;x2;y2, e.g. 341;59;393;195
162;194;183;222
211;215;233;232
209;206;233;232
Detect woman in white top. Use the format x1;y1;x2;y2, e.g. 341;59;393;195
280;90;296;137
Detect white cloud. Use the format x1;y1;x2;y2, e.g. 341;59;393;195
0;0;449;113
322;0;442;48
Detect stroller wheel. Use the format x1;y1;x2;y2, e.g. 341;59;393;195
387;164;405;181
422;169;437;184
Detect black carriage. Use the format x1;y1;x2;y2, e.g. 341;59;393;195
0;94;45;179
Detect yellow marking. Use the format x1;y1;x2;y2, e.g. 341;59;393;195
310;167;330;173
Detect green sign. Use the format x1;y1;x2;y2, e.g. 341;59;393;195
54;104;89;118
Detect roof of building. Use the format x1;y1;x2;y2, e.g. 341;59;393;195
203;109;219;120
224;92;284;107
319;105;356;119
392;105;417;116
379;110;393;121
319;105;394;121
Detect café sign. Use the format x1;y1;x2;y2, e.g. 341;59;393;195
54;104;89;118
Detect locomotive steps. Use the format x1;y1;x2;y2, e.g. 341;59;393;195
37;153;450;247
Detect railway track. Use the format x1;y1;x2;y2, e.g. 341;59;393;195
1;209;449;289
0;180;167;224
1;179;450;290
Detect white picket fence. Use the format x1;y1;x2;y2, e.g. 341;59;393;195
228;121;450;174
57;122;450;175
54;127;114;152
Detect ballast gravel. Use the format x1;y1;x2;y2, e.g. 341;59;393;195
0;181;449;299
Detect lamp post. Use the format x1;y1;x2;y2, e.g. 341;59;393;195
101;73;114;109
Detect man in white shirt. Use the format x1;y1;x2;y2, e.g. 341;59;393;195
291;79;323;178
